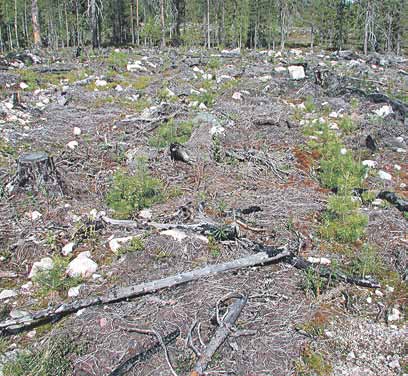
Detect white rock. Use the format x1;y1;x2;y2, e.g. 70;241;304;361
61;242;75;256
378;170;392;181
109;236;134;254
372;199;384;207
274;66;287;73
199;103;207;110
68;284;83;297
259;75;272;82
21;281;33;291
95;79;107;87
307;257;331;265
362;160;377;168
396;148;407;153
329;123;339;130
202;73;213;80
9;309;29;319
389;359;400;369
0;289;17;300
29;257;54;279
288;65;305;80
73;127;81;136
340;148;347;155
139;209;152;220
26;330;36;338
67;140;79;150
66;251;98;278
329;111;338;119
19;82;29;89
394;164;401;171
161;229;187;242
375;289;383;297
89;208;98;219
387;307;401;321
164;87;175;97
115;85;124;92
374;105;393;117
127;61;147;72
27;211;42;221
232;92;242;101
298;103;306;110
366;296;372;304
193;66;204;74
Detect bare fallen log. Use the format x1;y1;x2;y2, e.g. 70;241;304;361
377;191;408;212
191;296;247;376
0;246;290;334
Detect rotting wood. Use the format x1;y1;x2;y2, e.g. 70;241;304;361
191;296;247;376
0;246;290;334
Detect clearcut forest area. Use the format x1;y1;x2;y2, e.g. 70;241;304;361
0;1;407;376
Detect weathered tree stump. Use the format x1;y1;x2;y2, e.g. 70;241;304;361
7;152;63;196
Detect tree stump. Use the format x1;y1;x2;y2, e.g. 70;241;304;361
7;152;63;196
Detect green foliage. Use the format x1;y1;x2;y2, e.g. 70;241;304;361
338;116;356;134
351;244;383;278
117;236;145;256
320;195;367;243
207;56;221;70
106;50;128;68
304;96;316;113
361;190;376;204
208;236;221;257
33;256;82;297
148;119;193;148
295;348;333;376
132;76;152;90
106;161;163;219
3;336;85;376
302;268;326;298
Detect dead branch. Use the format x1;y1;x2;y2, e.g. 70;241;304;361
109;326;180;376
0;246;290;334
191;296;248;376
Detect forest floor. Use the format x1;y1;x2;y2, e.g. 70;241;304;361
0;46;407;376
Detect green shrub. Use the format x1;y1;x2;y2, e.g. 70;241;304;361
148;119;193;148
118;236;145;256
301;268;326;297
132;76;152;90
106;50;129;68
3;336;84;376
351;244;383;278
338;116;356;134
106;161;163;219
207;56;221;70
33;256;83;297
304;96;316;113
320;195;367;243
295;349;333;376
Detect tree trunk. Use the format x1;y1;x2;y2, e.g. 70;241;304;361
31;0;41;47
90;0;98;48
160;0;165;48
207;0;210;48
14;0;19;48
130;0;135;44
364;1;370;55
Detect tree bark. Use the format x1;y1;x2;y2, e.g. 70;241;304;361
31;0;41;47
207;0;210;48
160;0;165;47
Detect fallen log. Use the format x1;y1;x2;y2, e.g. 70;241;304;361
191;296;247;376
377;191;408;212
0;246;290;334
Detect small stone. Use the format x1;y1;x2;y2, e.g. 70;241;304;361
274;66;287;73
0;289;17;300
202;73;213;80
115;85;123;92
288;65;305;80
21;281;33;291
9;309;29;319
19;82;29;89
372;199;384;207
389;359;400;369
362;160;377;168
386;286;395;294
66;251;98;278
378;170;392;181
95;79;107;87
68;284;82;297
340;148;347;155
199;103;207;110
27;211;42;221
139;209;152;220
99;317;108;328
394;164;401;171
366;296;372;304
67;140;79;150
374;105;393;117
329;111;338;118
26;330;36;338
375;289;383;297
259;75;272;82
396;148;407;153
161;229;187;242
29;257;54;279
109;236;134;254
388;307;401;322
73;127;81;136
347;351;356;360
61;242;75;256
232;92;242;100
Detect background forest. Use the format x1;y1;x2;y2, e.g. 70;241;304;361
0;0;407;55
